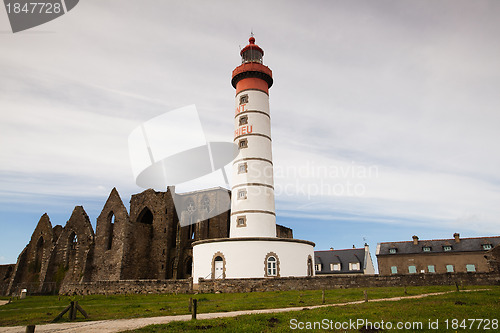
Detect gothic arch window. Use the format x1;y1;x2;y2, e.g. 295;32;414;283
211;252;226;279
186;199;196;240
107;211;115;250
188;223;195;240
138;207;154;224
186;199;196;215
201;196;210;213
69;232;78;251
264;252;280;277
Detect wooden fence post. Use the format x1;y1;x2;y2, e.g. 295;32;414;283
25;325;35;333
364;290;368;302
322;290;325;304
192;299;197;320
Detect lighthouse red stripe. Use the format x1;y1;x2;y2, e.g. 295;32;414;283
236;77;269;95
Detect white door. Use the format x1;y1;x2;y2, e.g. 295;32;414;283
214;260;223;279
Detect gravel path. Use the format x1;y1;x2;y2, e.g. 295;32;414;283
0;289;486;333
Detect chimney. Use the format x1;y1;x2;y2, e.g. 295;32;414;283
454;233;460;243
412;235;419;245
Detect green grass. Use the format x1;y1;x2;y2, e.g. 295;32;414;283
0;285;493;328
126;287;500;332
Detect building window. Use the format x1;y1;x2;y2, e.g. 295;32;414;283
349;262;360;271
408;265;417;274
389;248;397;254
238;138;248;149
482;244;493;250
264;252;280;277
267;256;277;276
201;196;210;212
138;207;154;224
446;264;454;272
239;94;248;105
391;266;398;274
238;162;248;174
423;246;431;252
237;189;247;200
330;263;341;271
428;265;435;273
236;216;246;227
466;264;476;272
239;115;248;126
443;246;452;251
315;264;321;271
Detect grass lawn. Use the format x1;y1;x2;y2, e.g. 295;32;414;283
0;285;494;328
126;287;500;332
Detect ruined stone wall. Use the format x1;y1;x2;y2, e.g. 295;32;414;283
43;206;95;290
92;188;130;281
6;187;296;295
121;189;177;280
59;279;192;295
276;224;293;238
7;214;56;295
0;264;15;295
485;245;500;273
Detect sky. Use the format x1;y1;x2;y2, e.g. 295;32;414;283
1;0;499;267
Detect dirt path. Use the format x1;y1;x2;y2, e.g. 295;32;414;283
0;289;486;333
0;302;8;307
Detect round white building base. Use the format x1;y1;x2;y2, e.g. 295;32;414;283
192;238;315;283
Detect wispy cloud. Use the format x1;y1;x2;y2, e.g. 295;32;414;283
1;0;499;261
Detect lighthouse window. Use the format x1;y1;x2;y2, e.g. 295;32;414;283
239;115;248;126
237;189;247;200
239;94;248;105
236;216;246;227
238;138;248;149
267;256;277;276
238;162;247;174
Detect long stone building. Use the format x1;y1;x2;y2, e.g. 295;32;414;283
2;187;292;295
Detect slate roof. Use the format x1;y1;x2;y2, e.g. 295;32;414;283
377;236;500;256
314;248;366;274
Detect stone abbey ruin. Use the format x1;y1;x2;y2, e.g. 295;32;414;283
0;187;292;295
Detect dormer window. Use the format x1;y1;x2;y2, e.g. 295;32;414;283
389;248;397;254
482;244;492;250
315;264;321;271
349;262;360;271
330;263;341;271
443;246;452;251
423;246;431;252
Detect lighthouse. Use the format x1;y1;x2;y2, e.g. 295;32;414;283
230;36;276;238
192;36;315;282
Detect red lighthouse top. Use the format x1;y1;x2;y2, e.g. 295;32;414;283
240;37;264;63
232;36;273;93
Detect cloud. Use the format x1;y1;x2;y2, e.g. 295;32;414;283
1;0;500;260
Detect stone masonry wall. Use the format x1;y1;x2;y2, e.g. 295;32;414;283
60;279;192;295
57;272;499;296
197;272;500;294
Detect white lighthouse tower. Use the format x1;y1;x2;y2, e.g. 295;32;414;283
230;36;276;238
192;36;315;282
